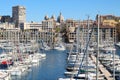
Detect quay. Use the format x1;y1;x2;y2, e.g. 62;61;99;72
90;55;113;80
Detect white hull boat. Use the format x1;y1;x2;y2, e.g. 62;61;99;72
54;43;65;51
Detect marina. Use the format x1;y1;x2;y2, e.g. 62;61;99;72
0;18;119;80
0;39;120;80
0;19;119;80
90;55;113;80
0;2;120;80
0;48;67;80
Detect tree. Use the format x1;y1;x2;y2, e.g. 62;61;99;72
55;27;60;33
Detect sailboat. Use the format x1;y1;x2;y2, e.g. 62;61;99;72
54;33;65;51
0;70;11;80
60;17;98;80
40;40;51;50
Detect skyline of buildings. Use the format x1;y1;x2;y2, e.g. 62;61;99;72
0;0;120;22
0;2;119;80
0;5;119;22
0;5;120;27
0;5;119;44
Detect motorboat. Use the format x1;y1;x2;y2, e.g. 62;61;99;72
54;43;65;51
0;71;10;80
41;42;51;50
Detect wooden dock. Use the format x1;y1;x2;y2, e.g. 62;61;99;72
90;55;113;80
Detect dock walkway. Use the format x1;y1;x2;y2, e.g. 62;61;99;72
90;55;113;80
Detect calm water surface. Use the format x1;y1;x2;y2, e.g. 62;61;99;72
1;46;120;80
11;50;67;80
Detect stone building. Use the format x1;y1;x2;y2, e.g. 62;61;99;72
42;17;56;47
57;12;64;23
12;5;26;28
0;15;12;23
96;15;120;27
66;24;116;44
65;19;77;43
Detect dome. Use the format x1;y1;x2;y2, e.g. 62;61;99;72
57;12;64;23
51;15;55;20
44;15;49;20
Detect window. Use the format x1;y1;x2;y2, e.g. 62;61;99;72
110;28;113;37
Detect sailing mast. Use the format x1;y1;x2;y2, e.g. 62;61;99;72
76;24;80;53
85;15;90;79
96;14;100;80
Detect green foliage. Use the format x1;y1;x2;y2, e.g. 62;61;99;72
55;27;60;33
60;26;67;33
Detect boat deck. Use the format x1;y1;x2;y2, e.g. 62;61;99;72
90;55;113;80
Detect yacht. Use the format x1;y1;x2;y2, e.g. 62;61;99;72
54;43;65;51
115;42;120;48
41;41;51;50
0;71;10;80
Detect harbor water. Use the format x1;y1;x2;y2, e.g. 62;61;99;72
10;50;67;80
116;46;120;56
0;46;120;80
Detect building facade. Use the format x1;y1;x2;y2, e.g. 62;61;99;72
0;15;12;23
57;12;64;23
96;15;120;27
12;5;26;27
42;18;56;47
67;24;116;44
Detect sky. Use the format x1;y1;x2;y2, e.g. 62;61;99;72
0;0;120;22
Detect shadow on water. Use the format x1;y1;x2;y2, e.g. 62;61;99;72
10;49;67;80
116;46;120;56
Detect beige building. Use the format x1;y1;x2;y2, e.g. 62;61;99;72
23;22;42;31
12;5;26;27
67;24;116;43
96;15;120;27
42;19;56;32
66;19;77;33
42;18;56;47
0;23;15;29
65;19;77;42
0;28;20;41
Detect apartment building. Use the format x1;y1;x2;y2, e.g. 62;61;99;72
96;15;120;27
66;22;116;44
42;17;56;47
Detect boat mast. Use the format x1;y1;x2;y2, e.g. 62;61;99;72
85;15;90;79
96;14;100;80
76;24;79;53
113;48;115;80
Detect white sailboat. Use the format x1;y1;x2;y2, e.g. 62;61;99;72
40;40;51;50
0;70;11;80
54;33;65;51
